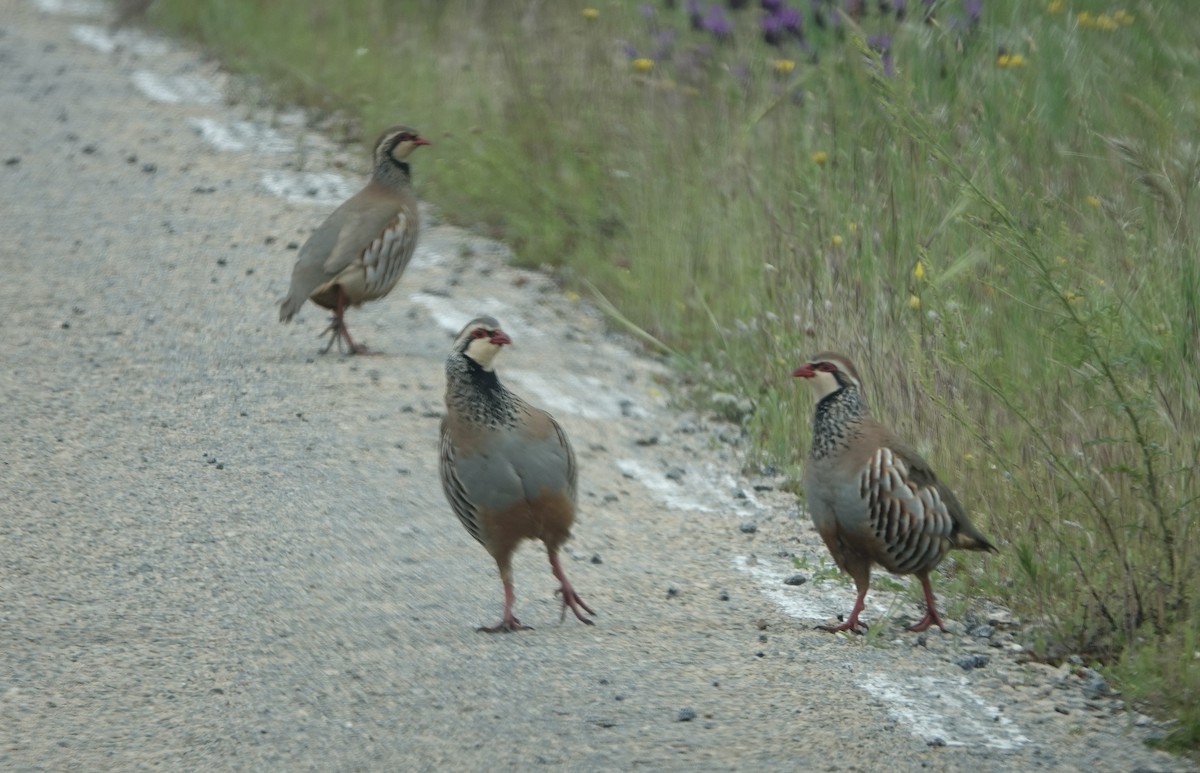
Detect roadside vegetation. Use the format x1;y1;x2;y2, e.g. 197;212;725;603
150;0;1199;752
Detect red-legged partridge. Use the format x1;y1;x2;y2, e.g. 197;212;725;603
439;316;595;632
279;125;429;354
793;352;996;633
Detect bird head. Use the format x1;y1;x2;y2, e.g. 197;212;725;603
793;352;861;401
453;316;512;371
375;125;431;167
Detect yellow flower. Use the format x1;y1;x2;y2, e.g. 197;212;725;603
772;58;796;75
1076;11;1093;27
848;222;859;233
1046;0;1064;13
1095;13;1119;31
831;234;843;247
913;261;925;280
1086;195;1102;208
632;57;654;73
908;294;921;310
1063;289;1083;306
1055;255;1068;265
1114;9;1134;25
582;7;599;19
963;452;976;462
811;150;829;166
998;52;1027;68
564;290;580;302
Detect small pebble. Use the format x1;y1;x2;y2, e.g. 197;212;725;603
956;654;990;671
783;574;807;586
718;590;729;601
665;467;685;481
677;708;696;722
739;521;757;534
666;586;678;598
1054;705;1070;715
590;553;603;565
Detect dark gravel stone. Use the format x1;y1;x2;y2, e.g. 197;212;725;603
956;654;990;671
677;708;696;722
783;574;807;586
739;520;757;534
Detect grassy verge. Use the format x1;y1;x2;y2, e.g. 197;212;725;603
147;0;1199;750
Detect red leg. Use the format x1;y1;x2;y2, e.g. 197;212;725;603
548;552;595;625
319;288;376;355
478;578;530;633
907;574;948;632
818;586;869;634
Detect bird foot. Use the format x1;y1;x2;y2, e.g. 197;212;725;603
554;587;596;626
477;617;532;634
318;318;378;355
816;617;868;635
907;611;947;633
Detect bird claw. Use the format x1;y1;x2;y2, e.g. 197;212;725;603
816;618;868;635
906;612;947;633
477;618;532;634
318;317;376;355
554;586;596;626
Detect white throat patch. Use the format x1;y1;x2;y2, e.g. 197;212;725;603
465;337;503;371
807;370;843;401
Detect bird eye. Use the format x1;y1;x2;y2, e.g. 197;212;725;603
816;362;837;373
470;328;489;339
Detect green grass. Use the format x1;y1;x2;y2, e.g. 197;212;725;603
146;0;1199;751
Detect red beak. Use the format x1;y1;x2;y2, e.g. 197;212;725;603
489;330;512;346
792;363;816;378
413;136;432;147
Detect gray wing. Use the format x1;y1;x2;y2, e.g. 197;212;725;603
278;194;402;321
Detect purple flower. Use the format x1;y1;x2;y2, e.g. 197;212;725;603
621;42;639;59
778;6;803;35
761;14;785;45
867;34;894;76
703;4;735;40
965;0;982;26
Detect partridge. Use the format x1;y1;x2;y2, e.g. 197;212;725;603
439;316;595;632
793;352;996;633
279;125;429;354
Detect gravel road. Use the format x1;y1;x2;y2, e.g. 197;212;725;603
1;1;1195;770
